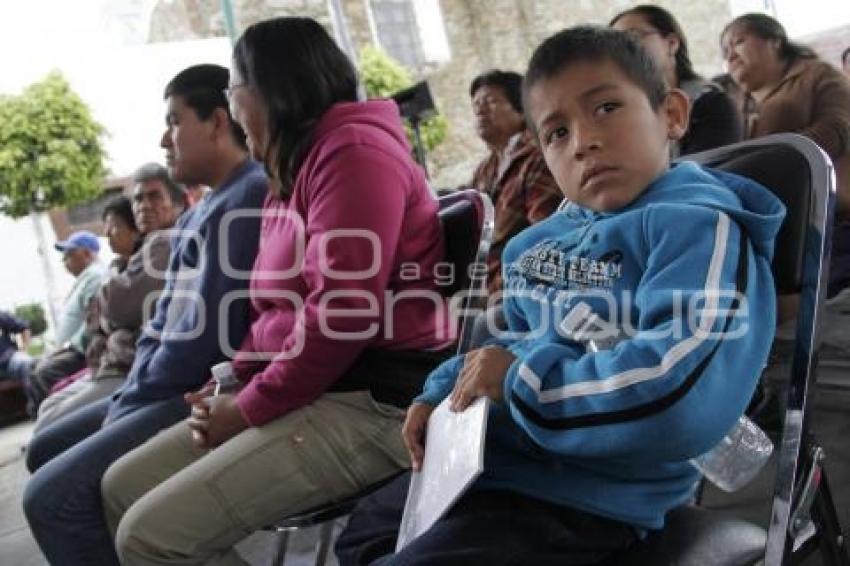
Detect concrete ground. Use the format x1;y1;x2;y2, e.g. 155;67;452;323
0;420;341;566
1;366;848;565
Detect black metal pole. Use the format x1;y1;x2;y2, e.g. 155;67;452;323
410;117;429;179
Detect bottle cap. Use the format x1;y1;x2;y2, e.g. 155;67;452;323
211;361;234;383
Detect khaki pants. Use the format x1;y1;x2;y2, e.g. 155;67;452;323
102;391;409;566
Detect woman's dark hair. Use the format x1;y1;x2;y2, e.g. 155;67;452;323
233;17;359;197
524;26;667;135
610;4;698;83
164;64;248;150
722;13;816;63
469;70;524;113
102;195;137;231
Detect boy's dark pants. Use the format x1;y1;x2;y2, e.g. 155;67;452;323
335;472;637;566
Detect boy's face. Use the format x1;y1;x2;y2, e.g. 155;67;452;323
526;58;687;212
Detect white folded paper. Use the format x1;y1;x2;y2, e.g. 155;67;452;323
396;396;489;550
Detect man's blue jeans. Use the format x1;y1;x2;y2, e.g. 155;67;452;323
23;395;189;566
2;350;34;381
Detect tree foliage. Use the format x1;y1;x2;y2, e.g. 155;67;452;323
14;303;47;337
358;46;448;153
0;71;106;218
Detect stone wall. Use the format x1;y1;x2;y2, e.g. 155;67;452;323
149;0;733;187
148;0;329;42
427;0;733;188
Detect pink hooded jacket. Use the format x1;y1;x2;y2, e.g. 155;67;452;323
233;100;454;426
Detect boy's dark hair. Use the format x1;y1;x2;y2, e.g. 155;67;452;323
524;26;667;133
163;64;248;150
102;195;137;231
469;70;524;113
722;13;816;63
609;4;698;83
132;162;187;209
233;17;359;198
841;46;850;66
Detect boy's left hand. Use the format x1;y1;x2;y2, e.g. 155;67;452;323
449;346;516;412
187;394;249;448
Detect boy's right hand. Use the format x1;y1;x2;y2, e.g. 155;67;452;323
402;402;434;472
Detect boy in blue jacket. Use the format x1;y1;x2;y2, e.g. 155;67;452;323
337;26;785;565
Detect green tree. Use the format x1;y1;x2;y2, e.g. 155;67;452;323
0;71;107;329
14;303;47;337
358;46;448;153
0;71;106;218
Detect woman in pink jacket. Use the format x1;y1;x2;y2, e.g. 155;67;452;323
101;17;455;564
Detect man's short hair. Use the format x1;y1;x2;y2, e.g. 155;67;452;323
132;162;186;208
523;26;667;120
469;70;524;114
163;64;247;150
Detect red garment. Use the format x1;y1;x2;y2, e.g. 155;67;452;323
470;129;562;294
49;367;90;395
233;100;453;426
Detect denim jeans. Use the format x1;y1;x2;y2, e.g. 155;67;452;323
2;350;34;381
23;395;189;566
25;346;86;415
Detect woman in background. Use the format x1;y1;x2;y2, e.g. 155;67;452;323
611;4;741;156
721;12;850;298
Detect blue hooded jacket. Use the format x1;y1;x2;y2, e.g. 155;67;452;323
417;161;785;529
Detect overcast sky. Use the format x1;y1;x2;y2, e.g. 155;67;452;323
0;0;230;323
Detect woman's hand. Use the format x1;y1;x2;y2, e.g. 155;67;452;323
449;346;516;412
187;393;249;449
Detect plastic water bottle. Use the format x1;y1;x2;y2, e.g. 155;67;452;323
689;415;773;492
210;361;240;395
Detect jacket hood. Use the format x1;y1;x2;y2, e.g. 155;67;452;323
312;99;412;152
574;161;786;262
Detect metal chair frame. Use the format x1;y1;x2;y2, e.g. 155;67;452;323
683;134;848;565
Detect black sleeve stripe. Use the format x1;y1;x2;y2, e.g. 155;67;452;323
511;230;750;431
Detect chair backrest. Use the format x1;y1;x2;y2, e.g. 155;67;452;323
436;189;494;354
683;133;837;564
686;136;827;294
